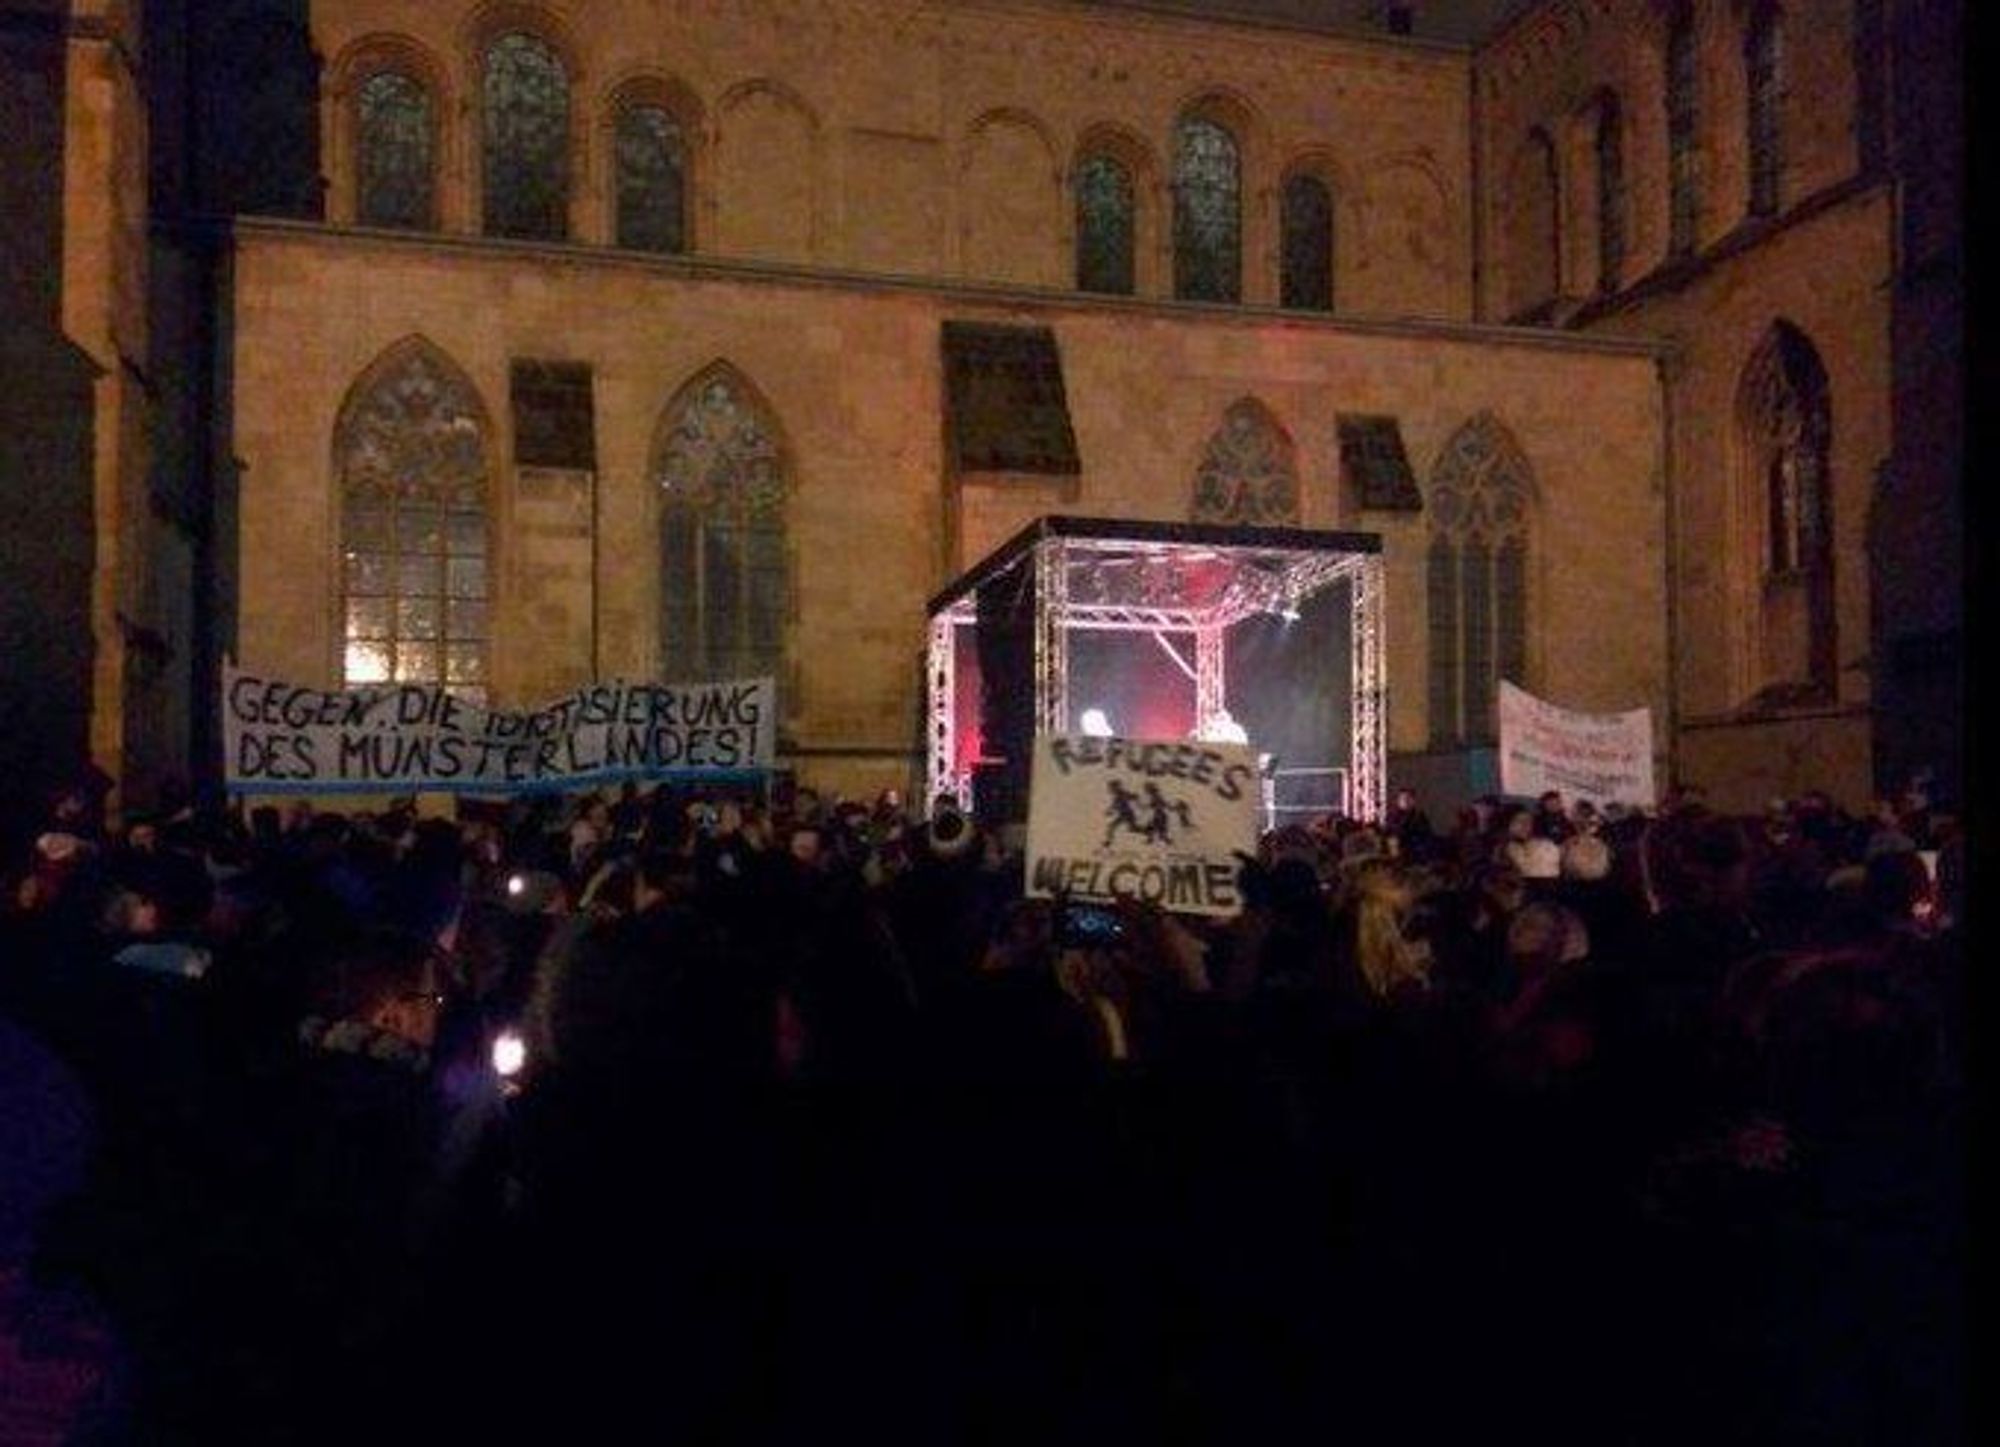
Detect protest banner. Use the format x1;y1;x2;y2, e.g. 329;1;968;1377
223;663;775;793
1496;680;1656;809
1025;734;1259;918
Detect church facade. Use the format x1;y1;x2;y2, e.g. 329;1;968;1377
0;0;1959;820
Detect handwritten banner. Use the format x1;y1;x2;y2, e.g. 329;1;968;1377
224;664;775;793
1026;734;1259;918
1497;680;1656;809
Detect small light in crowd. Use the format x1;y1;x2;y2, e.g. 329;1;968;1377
1279;604;1300;623
1080;707;1114;737
506;873;527;897
491;1030;527;1078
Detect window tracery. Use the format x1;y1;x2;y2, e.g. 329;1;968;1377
1191;400;1298;526
483;31;570;240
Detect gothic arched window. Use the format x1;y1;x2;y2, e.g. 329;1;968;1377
1173;114;1241;303
355;71;436;229
1666;3;1699;256
1191;399;1298;526
1594;91;1625;292
1745;2;1784;216
615;103;688;253
1075;151;1136;295
1738;321;1833;701
336;342;491;703
1280;172;1334;311
483;31;570;240
654;368;789;684
1427;413;1534;746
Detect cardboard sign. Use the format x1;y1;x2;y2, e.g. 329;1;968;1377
1497;680;1656;809
224;664;775;793
1026;734;1259;918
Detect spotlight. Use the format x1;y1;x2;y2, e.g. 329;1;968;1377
1080;707;1114;738
1279;605;1300;623
491;1029;527;1079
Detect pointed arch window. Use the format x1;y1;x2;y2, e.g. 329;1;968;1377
1075;151;1136;295
355;70;436;229
1427;415;1533;747
654;371;789;684
615;103;688;253
1594;92;1625;292
1738;322;1834;700
1666;4;1699;257
1173;115;1241;303
336;346;491;703
1745;2;1784;216
483;31;570;240
1191;399;1298;526
1280;172;1334;312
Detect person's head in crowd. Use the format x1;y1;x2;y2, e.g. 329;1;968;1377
1559;831;1612;884
982;897;1056;975
1350;859;1430;1000
923;796;979;863
1640;808;1751;916
307;933;442;1055
1535;789;1566;824
125;818;160;855
1506;901;1590;978
1392;787;1420;816
1502;806;1535;846
633;848;695;914
1472;860;1527;926
1863;848;1935;935
17;831;94;914
1508;833;1561;884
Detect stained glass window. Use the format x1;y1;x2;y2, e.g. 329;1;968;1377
483;32;570;240
1191;399;1297;526
1746;3;1784;216
655;371;788;684
1427;413;1533;746
616;104;688;253
1667;5;1699;257
1280;173;1334;311
1595;93;1625;292
1173;115;1241;303
336;345;490;704
1075;152;1135;295
355;71;434;229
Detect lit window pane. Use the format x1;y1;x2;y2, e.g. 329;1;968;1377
399;555;440;595
346;552;390;594
1174;116;1241;303
446;644;486;683
345;508;391;551
615;104;687;253
396;643;439;682
347;597;392;639
654;373;789;684
345;641;390;683
399;597;441;639
356;70;435;229
1075;152;1135;295
336;344;489;692
446;599;488;640
483;32;570;240
447;556;486;599
447;511;485;554
397;507;443;553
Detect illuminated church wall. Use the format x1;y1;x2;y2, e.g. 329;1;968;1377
229;222;1665;799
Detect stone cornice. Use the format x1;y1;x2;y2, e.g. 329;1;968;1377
1045;0;1473;58
220;214;1671;361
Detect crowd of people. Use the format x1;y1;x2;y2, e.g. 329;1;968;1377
0;769;1967;1445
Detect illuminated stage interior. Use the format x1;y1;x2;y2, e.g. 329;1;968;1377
926;517;1386;826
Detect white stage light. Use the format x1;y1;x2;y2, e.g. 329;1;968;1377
1080;707;1114;737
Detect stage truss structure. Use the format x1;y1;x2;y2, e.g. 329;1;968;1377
925;517;1387;824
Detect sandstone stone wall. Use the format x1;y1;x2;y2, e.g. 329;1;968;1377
230;222;1666;801
312;0;1474;319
